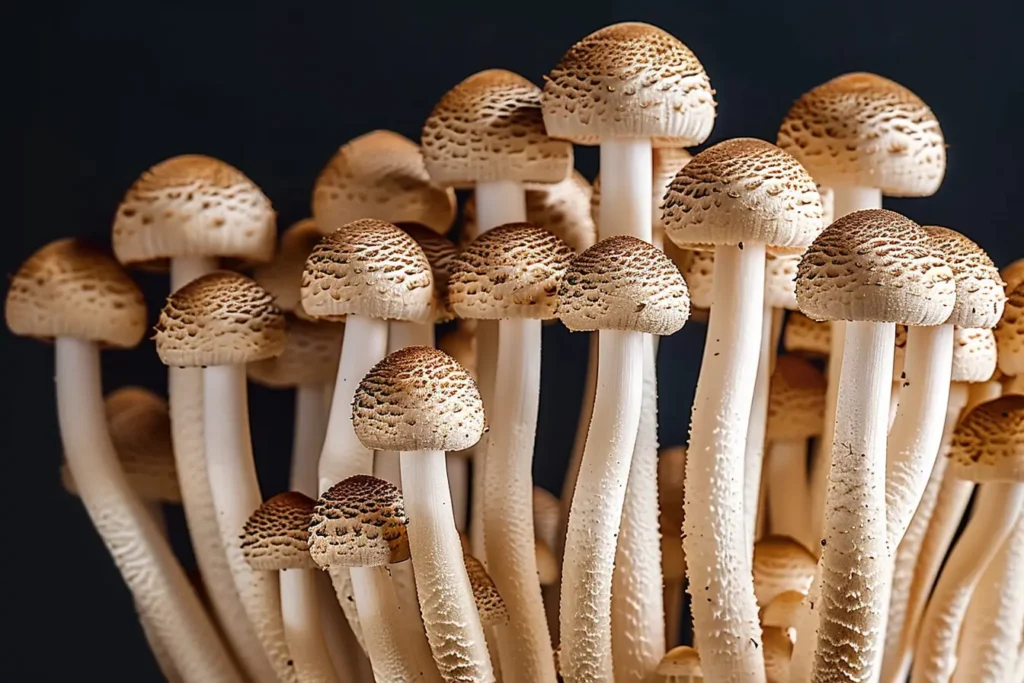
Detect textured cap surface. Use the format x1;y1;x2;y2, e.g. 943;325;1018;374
113;155;276;267
767;356;827;441
777;73;945;196
542;22;715;147
923;227;1004;328
155;271;285;367
557;235;690;334
397;222;459;324
656;645;702;677
762;590;805;631
1002;259;1024;294
254;218;324;317
241;492;318;571
783;311;831;357
765;254;800;310
951;327;997;384
6;238;147;348
464;553;509;627
995;282;1024;377
948;395;1024;482
300;219;435;323
307;475;410;569
247;315;344;388
752;536;817;607
352;346;486;452
313;130;456;234
796;209;955;325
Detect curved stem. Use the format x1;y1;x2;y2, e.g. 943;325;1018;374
744;305;774;555
280;570;340;683
766;440;810;545
291;385;328;497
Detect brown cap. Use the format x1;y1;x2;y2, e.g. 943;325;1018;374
752;536;816;607
951;328;997;384
656;645;702;679
397;222;460;324
767;356;827;441
422;69;573;188
542;23;715;147
922;227;1005;328
241;492;318;571
464;553;509;627
112;155;276;268
253;218;323;319
6;238;146;348
948;395;1024;482
762;590;805;631
676;249;714;310
995;281;1024;377
247;314;344;388
313;130;456;234
782;311;830;358
777;73;945;196
1002;259;1024;294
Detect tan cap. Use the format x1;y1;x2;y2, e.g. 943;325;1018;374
535;538;560;586
253;218;323;318
766;254;800;310
6;238;146;348
951;328;997;383
1002;259;1024;294
762;590;805;631
762;627;794;681
767;356;826;441
300;218;434;323
777;73;945;196
112;155;276;268
656;645;702;679
464;553;509;627
557;235;690;334
313;130;456;234
995;282;1024;376
663;138;824;254
542;23;715;147
532;486;561;551
247;314;344;388
397;222;460;324
796;209;955;325
752;535;816;607
307;475;410;569
155;271;285;367
422;69;573;188
948;395;1024;482
922;227;1005;328
438;320;477;380
352;346;486;452
783;311;830;358
241;492;318;571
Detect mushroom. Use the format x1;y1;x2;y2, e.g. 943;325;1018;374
464;553;510;628
762;591;804;642
782;311;831;358
352;346;495;682
761;627;793;683
995;281;1024;378
752;537;816;608
658;447;687;648
6;239;242;683
656;646;703;683
1001;258;1024;293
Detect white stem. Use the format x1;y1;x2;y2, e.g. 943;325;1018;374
888;382;901;432
830;187;882;220
279;570;341;683
475;180;527;232
291;385;328;498
402;450;496;683
374;452;403;487
810;320;846;555
766;439;810;544
744;304;774;555
170;256;219;291
139;610;186;683
56;338;243;683
683;243;767;683
471;319;499;561
598;138;653;241
316;571;370;681
447;455;469;531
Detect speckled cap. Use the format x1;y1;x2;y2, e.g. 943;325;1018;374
1002;259;1024;294
777;73;945;196
783;311;831;357
752;536;817;607
796;209;956;325
247;314;344;388
112;154;276;268
767;356;827;441
948;395;1024;482
656;646;702;679
397;222;459;324
922;227;1004;328
951;328;998;383
766;254;801;310
6;238;147;348
464;553;509;627
254;218;324;318
313;130;456;234
557;235;690;334
995;281;1024;376
542;22;715;147
155;271;285;367
241;492;318;571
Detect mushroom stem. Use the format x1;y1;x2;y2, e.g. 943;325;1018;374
278;569;341;683
55;337;243;683
474;180;527;232
291;385;328;496
809;320;845;553
744;304;774;554
830;187;882;220
766;439;810;545
598;139;653;239
171;256;220;290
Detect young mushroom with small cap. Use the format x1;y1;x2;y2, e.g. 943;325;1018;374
996;280;1024;379
751;536;816;609
657;646;703;683
464;553;511;629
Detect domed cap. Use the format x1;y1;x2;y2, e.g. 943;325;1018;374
676;249;714;310
449;223;575;320
155;271;286;367
796;209;955;325
923;227;1004;328
254;218;324;318
397;222;460;324
767;356;827;441
951;327;997;383
1002;259;1024;294
6;238;147;348
241;492;318;571
300;219;435;324
352;346;486;452
557;235;690;334
112;155;276;268
995;282;1024;377
307;475;410;569
948;395;1024;482
783;311;831;358
752;535;817;607
766;254;800;310
663;138;824;253
542;22;716;147
247;315;344;388
313;130;456;234
777;73;945;197
656;645;702;679
762;590;805;631
422;70;573;188
464;553;509;627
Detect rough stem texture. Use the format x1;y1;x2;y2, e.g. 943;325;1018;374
279;569;341;683
598;139;653;240
744;305;774;555
767;440;810;545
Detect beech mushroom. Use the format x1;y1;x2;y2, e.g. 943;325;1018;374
657;646;703;683
751;537;816;608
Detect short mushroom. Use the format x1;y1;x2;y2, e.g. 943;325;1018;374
752;536;816;608
762;591;804;642
656;646;703;683
995;280;1024;377
761;627;793;683
464;554;510;628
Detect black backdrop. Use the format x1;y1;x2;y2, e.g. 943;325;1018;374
8;1;1024;680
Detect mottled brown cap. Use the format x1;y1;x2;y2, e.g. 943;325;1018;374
464;553;509;627
397;222;460;324
352;346;486;452
922;227;1005;328
155;271;285;367
777;73;945;197
663;138;824;253
656;645;702;678
752;536;816;607
112;155;276;268
241;492;318;571
253;218;323;319
948;395;1024;482
783;311;831;358
307;475;410;569
542;23;716;147
535;539;560;586
6;238;147;348
762;590;805;631
313;130;456;234
995;282;1024;377
247;314;344;388
951;327;997;384
300;219;435;324
557;235;690;334
767;356;826;441
422;69;573;188
796;209;956;325
1002;259;1024;294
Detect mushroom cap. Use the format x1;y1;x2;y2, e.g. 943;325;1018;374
437;320;477;380
1002;259;1024;294
247;314;344;388
532;486;562;551
253;218;324;318
112;154;276;268
762;627;794;680
535;538;560;586
922;227;1005;328
777;73;945;197
542;22;715;147
464;553;509;627
752;535;817;607
307;475;410;569
948;395;1024;482
449;223;575;320
300;219;435;324
796;209;956;325
6;238;147;348
767;355;827;441
241;492;318;571
557;235;690;334
396;222;460;324
313;130;456;234
995;282;1024;376
422;69;573;188
765;254;801;310
155;271;285;367
663;138;824;253
951;327;998;384
677;249;714;310
656;645;702;678
352;346;486;452
762;590;805;631
783;311;831;358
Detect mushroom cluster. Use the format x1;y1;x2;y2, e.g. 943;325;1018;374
7;20;1024;683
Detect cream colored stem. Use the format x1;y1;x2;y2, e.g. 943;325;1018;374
830;187;882;220
56;338;243;683
598;138;653;240
475;181;527;233
279;569;340;683
766;440;810;544
810;320;844;554
139;611;185;683
744;304;774;555
318;575;373;680
292;385;328;496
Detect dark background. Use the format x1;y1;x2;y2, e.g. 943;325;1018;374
8;1;1024;680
